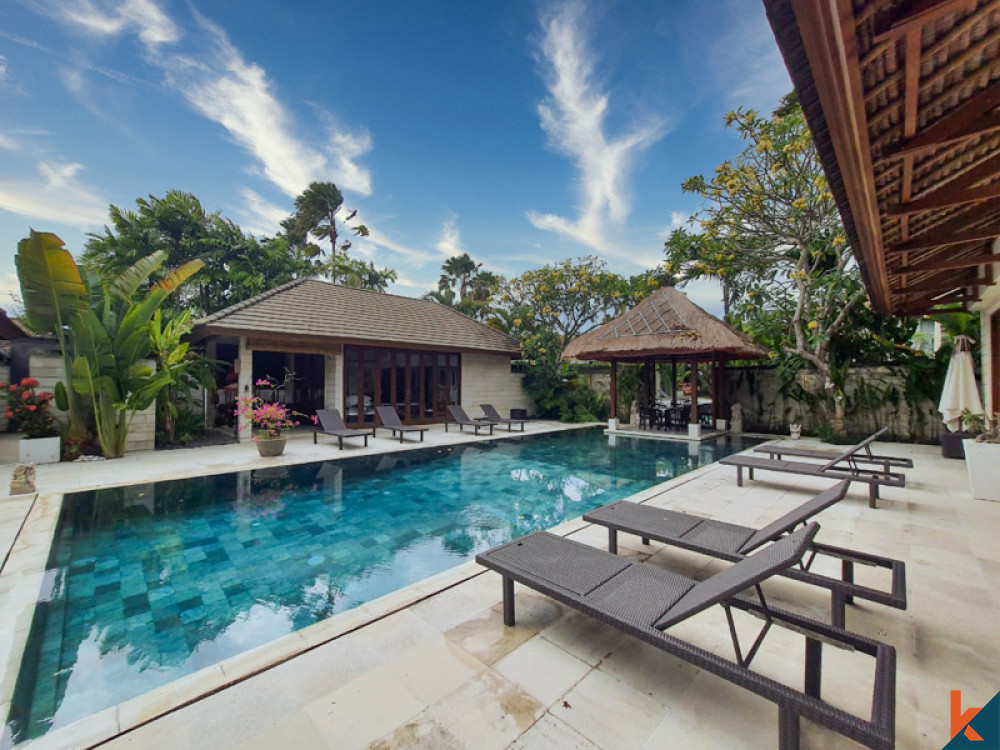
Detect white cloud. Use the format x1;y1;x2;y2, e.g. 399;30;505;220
0;160;107;227
170;12;372;199
57;0;181;46
0;55;6;83
361;223;434;263
0;133;18;151
435;217;464;258
35;1;373;200
528;2;664;255
237;187;289;237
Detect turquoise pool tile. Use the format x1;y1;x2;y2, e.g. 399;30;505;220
8;429;760;744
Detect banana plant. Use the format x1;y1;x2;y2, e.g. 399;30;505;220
15;231;90;437
70;253;204;457
149;308;217;445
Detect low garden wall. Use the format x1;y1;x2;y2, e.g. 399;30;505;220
723;365;943;443
29;354;156;454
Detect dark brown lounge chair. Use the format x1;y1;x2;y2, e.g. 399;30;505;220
445;405;494;435
753;428;913;473
477;524;895;750
721;432;905;508
313;408;374;449
479;404;526;432
374;405;428;443
583;480;906;628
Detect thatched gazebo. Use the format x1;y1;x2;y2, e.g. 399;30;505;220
563;286;766;432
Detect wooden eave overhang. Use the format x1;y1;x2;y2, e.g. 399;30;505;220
765;0;1000;316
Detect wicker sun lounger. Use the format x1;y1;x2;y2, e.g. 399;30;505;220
477;525;895;750
313;409;374;449
720;432;905;508
583;481;906;627
445;405;495;435
753;428;913;472
374;405;428;443
479;404;527;432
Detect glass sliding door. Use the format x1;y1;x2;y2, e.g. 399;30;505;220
343;345;461;426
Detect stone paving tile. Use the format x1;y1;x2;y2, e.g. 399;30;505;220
2;437;997;749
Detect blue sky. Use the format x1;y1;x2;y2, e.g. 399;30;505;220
0;0;790;315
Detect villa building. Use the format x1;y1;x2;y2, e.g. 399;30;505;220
192;279;529;438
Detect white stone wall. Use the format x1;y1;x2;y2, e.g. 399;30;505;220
460;353;534;418
324;346;343;411
237;337;253;442
29;354;156;453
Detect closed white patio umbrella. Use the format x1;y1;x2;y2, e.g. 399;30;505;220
938;336;983;432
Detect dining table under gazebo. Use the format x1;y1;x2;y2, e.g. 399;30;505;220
563;286;766;438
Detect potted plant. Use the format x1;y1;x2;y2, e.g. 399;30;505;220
234;377;314;457
789;413;802;440
940;410;979;459
2;378;61;464
961;409;1000;501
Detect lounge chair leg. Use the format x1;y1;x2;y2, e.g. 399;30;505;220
338;437;343;450
641;536;650;545
502;576;515;626
869;483;878;509
313;433;318;444
736;466;744;487
830;590;846;629
749;467;754;481
363;436;368;447
778;704;800;750
842;561;855;605
608;529;618;554
805;637;822;699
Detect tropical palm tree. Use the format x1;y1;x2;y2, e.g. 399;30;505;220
439;253;481;299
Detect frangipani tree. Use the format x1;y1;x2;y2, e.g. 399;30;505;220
663;94;866;387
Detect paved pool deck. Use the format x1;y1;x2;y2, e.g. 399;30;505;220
0;427;997;749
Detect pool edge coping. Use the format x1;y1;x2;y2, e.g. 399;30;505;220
2;430;768;749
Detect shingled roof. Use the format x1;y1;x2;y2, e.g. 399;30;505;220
194;279;520;355
562;286;766;362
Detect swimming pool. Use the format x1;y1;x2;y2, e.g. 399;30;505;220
7;428;760;741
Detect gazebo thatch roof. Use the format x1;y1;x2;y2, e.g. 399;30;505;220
563;286;766;362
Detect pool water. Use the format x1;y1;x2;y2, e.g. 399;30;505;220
7;428;759;741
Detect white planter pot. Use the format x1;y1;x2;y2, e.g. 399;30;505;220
18;435;61;465
789;425;802;440
963;439;1000;501
607;418;619;431
688;423;702;439
715;419;727;431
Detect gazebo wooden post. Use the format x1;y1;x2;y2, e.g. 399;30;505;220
671;358;678;405
610;359;618;422
717;357;728;428
689;359;699;425
711;356;719;424
645;357;653;406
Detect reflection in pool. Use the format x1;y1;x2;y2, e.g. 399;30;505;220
8;428;760;742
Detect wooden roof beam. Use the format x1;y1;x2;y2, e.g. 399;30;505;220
897;249;998;274
873;0;977;42
878;83;1000;162
897;271;978;295
890;183;1000;216
886;212;1000;253
887;152;1000;215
